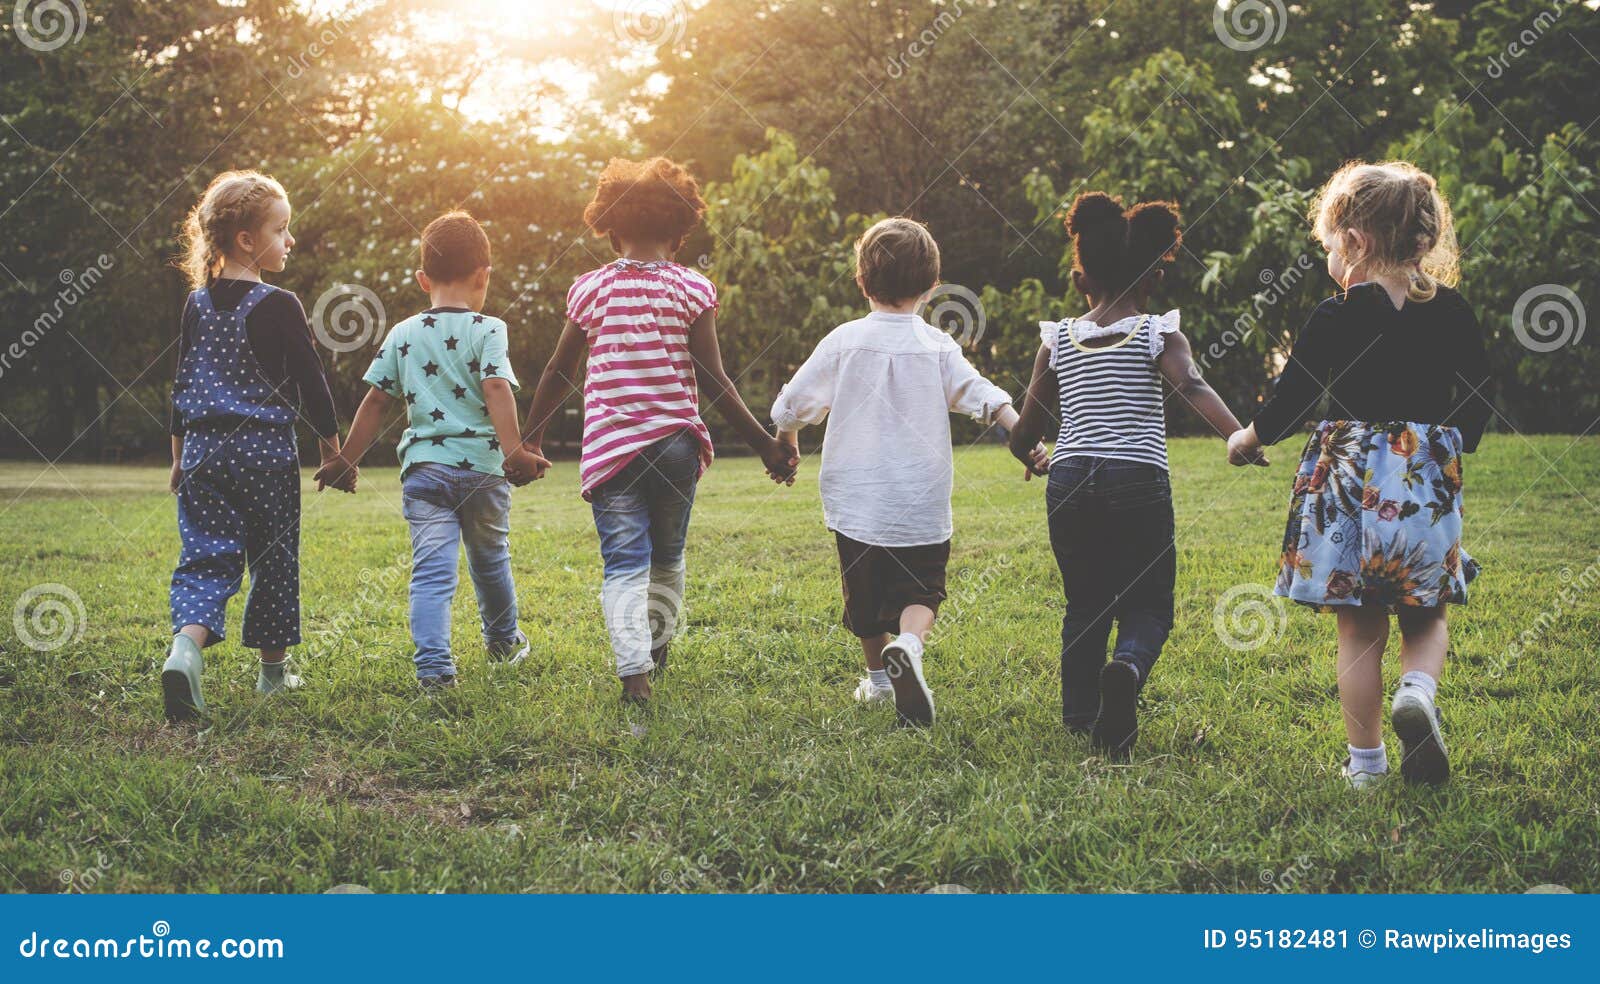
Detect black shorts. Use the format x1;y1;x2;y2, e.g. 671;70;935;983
833;532;951;638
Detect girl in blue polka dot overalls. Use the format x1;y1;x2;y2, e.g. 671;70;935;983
162;171;356;721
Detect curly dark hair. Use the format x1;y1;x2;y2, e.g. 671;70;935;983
1065;191;1182;295
583;157;707;246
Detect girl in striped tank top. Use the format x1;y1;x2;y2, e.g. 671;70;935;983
1010;192;1264;758
519;157;798;705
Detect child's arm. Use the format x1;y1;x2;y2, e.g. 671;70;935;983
519;319;587;458
1155;330;1268;466
313;387;388;491
169;435;183;494
484;377;548;486
688;309;797;482
1006;343;1056;478
942;348;1048;479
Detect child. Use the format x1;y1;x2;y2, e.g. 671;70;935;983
318;211;547;688
1227;161;1492;788
162;170;353;721
1008;193;1261;758
517;157;795;705
772;217;1048;727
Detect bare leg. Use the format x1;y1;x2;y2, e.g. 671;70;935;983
178;624;209;647
898;604;935;642
1396;606;1447;679
861;633;891;672
1335;607;1389;749
259;647;286;665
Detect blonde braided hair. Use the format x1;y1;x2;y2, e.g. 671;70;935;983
178;170;288;289
1310;160;1458;303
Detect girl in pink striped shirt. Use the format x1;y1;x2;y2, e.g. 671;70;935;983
520;157;796;704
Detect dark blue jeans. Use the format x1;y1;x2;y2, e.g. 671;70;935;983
590;429;700;677
1045;456;1176;729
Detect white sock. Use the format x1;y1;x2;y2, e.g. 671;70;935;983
868;668;890;689
1399;670;1438;702
1348;743;1388;775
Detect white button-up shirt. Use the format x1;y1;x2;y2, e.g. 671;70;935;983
771;311;1012;546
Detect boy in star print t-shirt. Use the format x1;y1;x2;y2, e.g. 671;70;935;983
320;211;548;687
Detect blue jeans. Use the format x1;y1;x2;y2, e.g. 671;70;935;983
590;429;700;677
1045;456;1176;729
401;464;520;680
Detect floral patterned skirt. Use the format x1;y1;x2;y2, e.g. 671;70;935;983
1276;420;1479;611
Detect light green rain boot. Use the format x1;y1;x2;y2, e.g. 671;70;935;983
256;658;304;696
161;634;206;721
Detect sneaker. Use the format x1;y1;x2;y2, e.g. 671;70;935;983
1391;686;1449;785
256;659;304;695
1091;659;1139;759
882;636;934;726
418;673;458;691
161;634;206;721
1341;758;1388;790
487;632;530;666
853;677;893;704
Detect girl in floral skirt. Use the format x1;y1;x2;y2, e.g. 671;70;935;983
1227;161;1493;788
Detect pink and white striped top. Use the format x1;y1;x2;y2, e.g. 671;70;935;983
567;258;717;498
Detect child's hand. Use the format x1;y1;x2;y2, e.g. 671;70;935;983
314;454;359;493
1022;441;1050;481
763;434;799;486
503;445;551;486
168;462;183;495
1226;429;1269;467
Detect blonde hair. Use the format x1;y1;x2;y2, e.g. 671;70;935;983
178;170;288;289
1310;160;1458;303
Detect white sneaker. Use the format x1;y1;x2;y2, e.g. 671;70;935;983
1391;686;1449;785
1341;758;1388;791
853;677;893;704
488;632;530;667
882;635;934;726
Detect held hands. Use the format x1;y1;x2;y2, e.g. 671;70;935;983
314;453;360;493
1010;438;1050;480
1226;428;1270;467
502;442;552;487
763;433;800;486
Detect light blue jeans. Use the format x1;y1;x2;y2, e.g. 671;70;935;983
590;429;700;678
401;463;520;680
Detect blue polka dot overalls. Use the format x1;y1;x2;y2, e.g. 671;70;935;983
169;283;302;650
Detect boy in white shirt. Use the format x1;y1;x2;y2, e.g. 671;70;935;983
772;217;1047;726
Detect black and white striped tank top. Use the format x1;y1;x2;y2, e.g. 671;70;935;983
1049;315;1169;471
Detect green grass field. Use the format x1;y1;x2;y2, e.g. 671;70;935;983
2;435;1597;893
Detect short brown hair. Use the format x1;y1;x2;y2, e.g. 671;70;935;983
583;157;706;245
854;218;940;304
420;210;491;283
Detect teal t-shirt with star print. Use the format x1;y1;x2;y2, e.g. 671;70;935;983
362;307;519;477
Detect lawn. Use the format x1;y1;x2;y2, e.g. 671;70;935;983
1;435;1596;893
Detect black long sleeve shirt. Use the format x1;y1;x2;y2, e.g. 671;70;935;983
168;279;339;439
1251;283;1494;452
